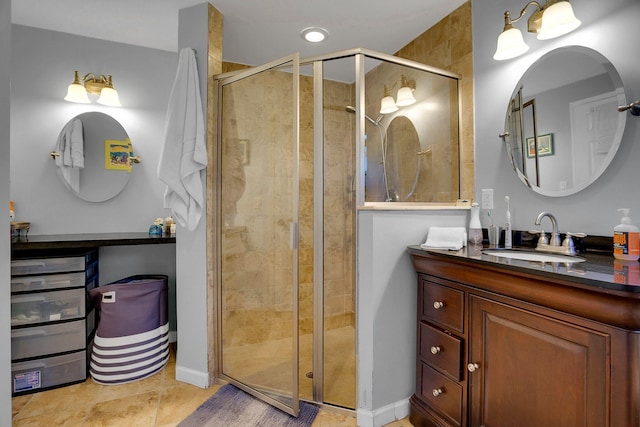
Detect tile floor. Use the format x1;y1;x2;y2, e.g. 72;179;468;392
11;345;414;427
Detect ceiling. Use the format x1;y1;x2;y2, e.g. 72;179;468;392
11;0;467;70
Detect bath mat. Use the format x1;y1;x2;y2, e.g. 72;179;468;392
178;384;319;427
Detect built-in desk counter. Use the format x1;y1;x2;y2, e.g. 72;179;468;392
12;233;176;252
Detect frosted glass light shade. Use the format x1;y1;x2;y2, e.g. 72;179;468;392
493;27;530;60
537;1;581;40
97;87;122;107
380;95;398;114
396;86;416;107
64;83;91;103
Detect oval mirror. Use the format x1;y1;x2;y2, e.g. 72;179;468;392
385;115;420;201
53;112;133;202
503;46;627;197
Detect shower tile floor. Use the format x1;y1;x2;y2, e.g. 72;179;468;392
12;340;414;426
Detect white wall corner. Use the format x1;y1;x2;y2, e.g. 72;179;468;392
356;398;410;427
175;364;210;389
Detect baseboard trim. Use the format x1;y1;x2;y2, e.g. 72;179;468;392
175;365;210;389
356;398;410;427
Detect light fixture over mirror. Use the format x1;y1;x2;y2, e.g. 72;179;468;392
493;0;581;61
380;74;416;114
64;70;122;107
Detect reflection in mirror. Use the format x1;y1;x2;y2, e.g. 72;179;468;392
364;56;460;202
53;112;132;202
504;46;627;197
383;116;421;201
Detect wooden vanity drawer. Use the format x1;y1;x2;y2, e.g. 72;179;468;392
419;322;462;380
420;362;463;425
421;279;464;333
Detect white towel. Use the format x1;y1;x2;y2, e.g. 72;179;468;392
420;226;467;250
158;48;207;231
54;118;84;193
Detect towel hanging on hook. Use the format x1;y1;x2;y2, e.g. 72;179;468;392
157;47;207;231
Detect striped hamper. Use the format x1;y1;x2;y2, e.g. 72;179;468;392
88;275;169;385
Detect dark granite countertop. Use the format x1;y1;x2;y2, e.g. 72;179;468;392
408;243;640;294
11;232;176;252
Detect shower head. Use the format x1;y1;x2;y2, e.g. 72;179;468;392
345;106;383;126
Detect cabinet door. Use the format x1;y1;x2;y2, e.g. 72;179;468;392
468;295;609;427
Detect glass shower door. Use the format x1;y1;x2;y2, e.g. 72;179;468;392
217;53;300;416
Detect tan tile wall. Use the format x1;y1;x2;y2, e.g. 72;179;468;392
394;1;474;200
212;1;472;351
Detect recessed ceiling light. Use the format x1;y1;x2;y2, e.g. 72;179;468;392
300;27;329;43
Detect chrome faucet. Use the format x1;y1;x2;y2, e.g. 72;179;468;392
533;211;586;255
535;211;561;246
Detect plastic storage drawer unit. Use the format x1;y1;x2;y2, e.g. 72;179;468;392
12;350;86;395
11;288;86;326
89;275;169;385
12;319;86;360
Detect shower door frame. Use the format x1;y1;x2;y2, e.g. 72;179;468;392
212;48;462;414
214;53;301;417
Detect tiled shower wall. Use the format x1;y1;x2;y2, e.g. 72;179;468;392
220;68;355;348
216;0;473;347
395;1;474;201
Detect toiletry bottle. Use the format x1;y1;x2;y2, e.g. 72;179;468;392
149;218;163;236
468;202;483;244
164;216;173;235
504;196;512;249
9;200;14;221
614;208;639;261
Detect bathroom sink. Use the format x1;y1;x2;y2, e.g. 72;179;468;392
482;249;586;263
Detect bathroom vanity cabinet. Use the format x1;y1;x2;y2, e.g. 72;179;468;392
10;248;99;395
408;247;640;427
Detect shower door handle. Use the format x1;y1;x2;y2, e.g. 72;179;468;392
290;222;299;250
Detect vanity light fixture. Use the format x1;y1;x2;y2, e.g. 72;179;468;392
300;27;329;43
493;0;581;61
64;70;122;107
380;75;416;115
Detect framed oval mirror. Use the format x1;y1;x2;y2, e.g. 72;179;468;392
503;46;627;197
53;112;133;202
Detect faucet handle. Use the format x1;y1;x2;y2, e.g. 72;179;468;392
563;232;587;254
566;232;587;239
529;229;548;245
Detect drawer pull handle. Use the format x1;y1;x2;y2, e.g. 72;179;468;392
432;388;444;397
467;363;480;372
433;301;445;309
430;346;442;355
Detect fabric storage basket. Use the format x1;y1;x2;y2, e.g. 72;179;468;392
88;275;169;385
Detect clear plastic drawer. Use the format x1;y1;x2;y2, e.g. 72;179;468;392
12;319;86;360
11;256;87;276
12;350;86;394
11;272;86;293
11;288;86;326
11;249;97;276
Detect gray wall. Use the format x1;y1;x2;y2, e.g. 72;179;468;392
10;25;176;235
8;24;180;367
1;0;12;425
173;3;211;388
357;208;468;426
473;0;640;236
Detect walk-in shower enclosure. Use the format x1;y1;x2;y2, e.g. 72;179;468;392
213;49;460;416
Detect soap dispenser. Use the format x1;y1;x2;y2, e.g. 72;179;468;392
614;208;639;261
468;202;483;244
